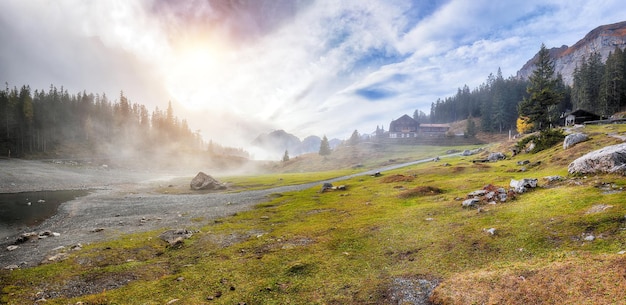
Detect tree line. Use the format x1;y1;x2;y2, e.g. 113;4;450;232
572;46;626;117
0;84;204;159
421;45;626;133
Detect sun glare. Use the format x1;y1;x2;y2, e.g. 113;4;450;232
164;43;227;110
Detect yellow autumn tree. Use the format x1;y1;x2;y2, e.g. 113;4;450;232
516;116;533;134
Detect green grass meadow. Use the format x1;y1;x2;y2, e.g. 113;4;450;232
2;126;626;304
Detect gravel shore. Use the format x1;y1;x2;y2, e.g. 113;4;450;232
0;156;440;269
0;159;298;268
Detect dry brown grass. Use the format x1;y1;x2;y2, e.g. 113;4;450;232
380;174;415;183
430;253;626;305
398;185;444;198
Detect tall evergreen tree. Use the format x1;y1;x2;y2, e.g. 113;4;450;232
518;44;563;130
318;135;331;156
600;47;624;116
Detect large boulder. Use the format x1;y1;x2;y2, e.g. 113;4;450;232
190;172;226;190
563;133;589;149
568;143;626;175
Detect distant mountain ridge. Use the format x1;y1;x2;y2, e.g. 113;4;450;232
517;21;626;85
252;130;340;158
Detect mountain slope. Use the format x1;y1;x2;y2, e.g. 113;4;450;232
517;21;626;85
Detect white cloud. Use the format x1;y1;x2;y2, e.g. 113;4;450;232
1;0;626;150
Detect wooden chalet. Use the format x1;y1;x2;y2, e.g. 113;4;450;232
388;115;450;138
563;109;601;126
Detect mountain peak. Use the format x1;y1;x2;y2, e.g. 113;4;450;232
517;21;626;85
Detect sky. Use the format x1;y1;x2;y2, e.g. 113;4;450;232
1;0;625;151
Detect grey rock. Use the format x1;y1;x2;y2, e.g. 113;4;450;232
510;178;538;193
544;175;564;182
468;190;487;197
488;152;506;162
159;229;195;247
462;198;480;208
563;133;589;149
190;172;226;190
568;143;626;175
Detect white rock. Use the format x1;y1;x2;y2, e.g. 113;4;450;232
568;143;626;175
584;235;595;241
7;245;18;251
4;264;19;270
563;133;589;149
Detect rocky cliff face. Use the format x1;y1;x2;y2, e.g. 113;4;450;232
517;21;626;85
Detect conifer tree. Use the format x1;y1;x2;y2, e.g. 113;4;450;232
319;135;331;156
518;44;563;130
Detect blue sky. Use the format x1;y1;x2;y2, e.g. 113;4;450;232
1;0;625;154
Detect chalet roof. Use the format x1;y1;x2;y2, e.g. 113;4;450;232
420;123;450;128
392;114;417;123
568;109;600;117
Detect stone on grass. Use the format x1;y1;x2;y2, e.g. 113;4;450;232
568;143;626;175
563;133;589;149
488;152;506;162
510;178;538;193
462;198;480;208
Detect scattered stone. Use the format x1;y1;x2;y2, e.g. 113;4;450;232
583;234;595;241
586;204;613;214
563;133;589;149
321;182;333;192
7;245;18;251
44;252;69;263
510;178;538;193
372;171;382;177
544;175;564;183
488;152;506;162
462;198;480;208
618;250;626;255
468;190;488;197
190;172;227;190
4;264;19;270
485;228;496;235
159;229;195;247
15;232;37;244
517;160;530;166
91;228;105;233
462;148;483;156
568;143;626;175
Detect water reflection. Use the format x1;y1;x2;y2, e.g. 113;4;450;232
0;190;89;228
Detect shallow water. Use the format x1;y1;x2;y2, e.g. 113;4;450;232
0;190;89;229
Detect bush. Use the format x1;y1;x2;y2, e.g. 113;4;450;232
515;129;564;153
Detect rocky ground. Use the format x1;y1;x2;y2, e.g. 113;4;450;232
0;158;309;269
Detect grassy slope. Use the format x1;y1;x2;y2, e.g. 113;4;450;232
2;126;626;304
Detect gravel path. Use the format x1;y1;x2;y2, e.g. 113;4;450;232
0;156;443;269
